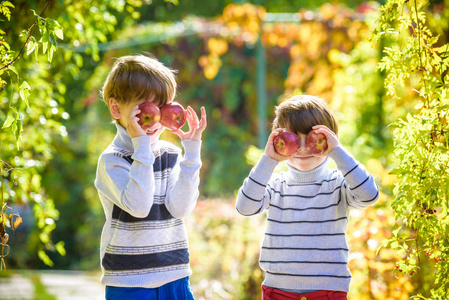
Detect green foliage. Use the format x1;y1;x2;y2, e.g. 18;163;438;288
0;0;150;268
372;0;449;298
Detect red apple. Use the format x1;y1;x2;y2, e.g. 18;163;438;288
306;131;328;154
160;102;187;130
273;130;300;156
136;102;161;131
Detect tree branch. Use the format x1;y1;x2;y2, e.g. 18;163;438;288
0;0;53;71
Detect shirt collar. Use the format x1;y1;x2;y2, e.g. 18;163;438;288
112;122;135;154
286;158;330;183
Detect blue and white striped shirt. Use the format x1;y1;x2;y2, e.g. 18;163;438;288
95;123;202;288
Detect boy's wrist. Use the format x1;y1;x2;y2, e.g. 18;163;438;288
132;135;152;152
261;153;280;165
182;140;202;160
327;145;349;163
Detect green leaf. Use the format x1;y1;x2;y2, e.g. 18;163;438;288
2;1;15;8
389;168;401;175
55;241;66;256
7;65;18;76
49;32;57;46
34;44;39;61
38;250;54;267
48;47;54;63
26;40;36;55
1;108;16;129
19;79;31;107
13;110;23;149
54;28;64;40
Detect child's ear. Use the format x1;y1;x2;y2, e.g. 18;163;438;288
109;98;122;119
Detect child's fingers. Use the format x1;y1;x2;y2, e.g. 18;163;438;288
267;128;284;142
312;125;329;132
265;130;282;152
129;105;141;118
171;128;186;139
185;106;200;130
186;106;199;126
311;125;340;152
312;125;336;138
187;106;200;124
198;106;207;130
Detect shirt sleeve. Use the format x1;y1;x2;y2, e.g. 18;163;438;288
95;136;155;218
236;154;278;216
328;146;379;209
165;140;202;219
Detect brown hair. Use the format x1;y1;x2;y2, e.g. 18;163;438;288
272;95;338;135
101;54;177;107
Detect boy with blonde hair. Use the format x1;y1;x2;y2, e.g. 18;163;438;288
236;95;378;300
95;54;206;299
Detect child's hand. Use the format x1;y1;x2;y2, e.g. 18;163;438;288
264;128;295;162
127;105;146;138
311;125;340;156
171;106;207;141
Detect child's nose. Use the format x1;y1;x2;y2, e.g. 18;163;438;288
298;136;307;151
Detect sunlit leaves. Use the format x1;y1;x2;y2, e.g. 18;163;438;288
223;3;265;44
32;10;64;63
0;1;14;21
208;3;372;101
198;38;228;79
373;0;449;298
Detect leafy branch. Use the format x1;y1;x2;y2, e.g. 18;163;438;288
372;0;449;297
0;0;53;71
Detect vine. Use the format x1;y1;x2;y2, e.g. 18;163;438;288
372;0;449;298
0;0;65;269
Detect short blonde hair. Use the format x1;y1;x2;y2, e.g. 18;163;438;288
272;95;338;135
101;54;177;107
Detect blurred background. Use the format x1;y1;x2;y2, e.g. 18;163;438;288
1;0;448;299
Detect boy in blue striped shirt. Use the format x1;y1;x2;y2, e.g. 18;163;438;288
236;95;379;300
95;54;206;299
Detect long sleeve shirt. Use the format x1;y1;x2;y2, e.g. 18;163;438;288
95;123;202;288
236;146;379;292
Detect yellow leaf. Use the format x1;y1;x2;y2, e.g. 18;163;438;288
204;66;219;80
9;215;22;233
198;56;209;68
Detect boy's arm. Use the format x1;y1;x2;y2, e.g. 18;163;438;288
165;140;202;219
236;129;289;216
328;146;379;209
236;154;278;216
165;106;206;219
95;136;156;218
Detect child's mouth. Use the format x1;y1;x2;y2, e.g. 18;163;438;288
295;156;312;160
146;129;157;135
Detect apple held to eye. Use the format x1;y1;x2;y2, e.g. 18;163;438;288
273;129;328;156
136;102;161;130
306;131;328;155
274;130;300;156
136;101;187;132
160;102;187;130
